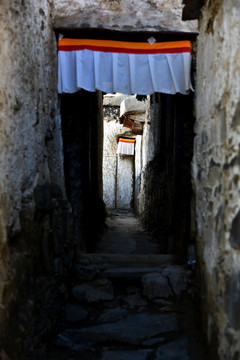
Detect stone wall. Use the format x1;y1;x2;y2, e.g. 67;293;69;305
193;1;240;358
0;1;71;358
53;0;197;32
138;93;173;252
138;93;194;256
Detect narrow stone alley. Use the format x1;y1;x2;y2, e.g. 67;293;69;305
47;211;206;360
2;2;240;359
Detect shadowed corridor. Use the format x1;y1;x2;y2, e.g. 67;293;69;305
47;210;206;360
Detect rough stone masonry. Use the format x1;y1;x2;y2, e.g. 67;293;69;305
191;0;240;359
0;1;70;357
0;0;197;357
4;0;235;359
53;0;198;32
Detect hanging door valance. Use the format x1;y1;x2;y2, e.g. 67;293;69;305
117;137;136;156
58;38;193;95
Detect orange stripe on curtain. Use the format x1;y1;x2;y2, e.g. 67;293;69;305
58;38;193;94
58;39;192;54
119;138;136;143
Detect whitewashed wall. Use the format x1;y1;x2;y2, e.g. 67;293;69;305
134;135;142;209
117;155;134;209
103;119;136;210
142;95;161;169
137;95;161;216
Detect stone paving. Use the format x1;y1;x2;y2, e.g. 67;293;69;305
47;211;206;360
95;210;162;255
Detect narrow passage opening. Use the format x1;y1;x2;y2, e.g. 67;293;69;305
58;28;196;261
60;89;194;260
101;91;194;259
46;28;205;360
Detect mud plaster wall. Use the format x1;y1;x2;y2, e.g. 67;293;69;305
53;0;197;32
0;1;68;357
193;1;240;358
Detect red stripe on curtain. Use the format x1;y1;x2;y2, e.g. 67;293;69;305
58;45;191;54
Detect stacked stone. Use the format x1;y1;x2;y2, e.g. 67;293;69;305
19;184;74;360
49;260;203;360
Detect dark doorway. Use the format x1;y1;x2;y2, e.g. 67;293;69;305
60;90;105;252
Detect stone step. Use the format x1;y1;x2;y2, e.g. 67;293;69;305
72;262;191;301
64;312;179;345
76;253;176;267
102;266;176;279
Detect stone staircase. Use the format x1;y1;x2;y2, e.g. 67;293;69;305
48;253;205;360
76;253;176;265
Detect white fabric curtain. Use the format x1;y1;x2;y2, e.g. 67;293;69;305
117;139;135;156
58;44;193;95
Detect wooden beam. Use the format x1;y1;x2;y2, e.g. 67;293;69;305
55;28;198;42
